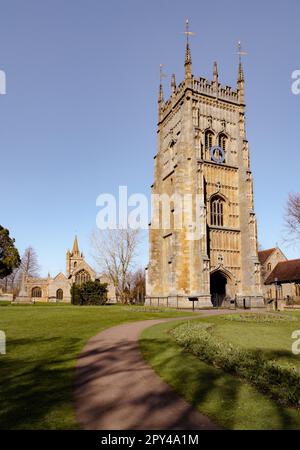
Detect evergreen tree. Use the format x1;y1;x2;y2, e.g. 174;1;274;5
0;226;21;279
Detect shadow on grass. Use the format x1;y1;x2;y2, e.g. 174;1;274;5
2;321;300;430
139;329;300;430
75;334;219;430
0;336;81;430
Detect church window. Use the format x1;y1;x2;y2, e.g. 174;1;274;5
32;286;42;298
73;262;77;268
218;133;227;151
75;269;91;285
267;263;272;272
211;196;224;227
296;284;300;297
56;289;63;300
205;131;213;152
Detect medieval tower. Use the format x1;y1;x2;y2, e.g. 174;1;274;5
66;236;84;277
146;24;263;308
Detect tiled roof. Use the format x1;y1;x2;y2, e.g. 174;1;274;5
258;248;276;265
265;259;300;284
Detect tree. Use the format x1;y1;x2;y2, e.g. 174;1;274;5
90;229;141;304
0;226;21;279
71;280;108;305
1;268;19;294
129;268;146;304
284;193;300;244
20;246;40;278
0;245;40;294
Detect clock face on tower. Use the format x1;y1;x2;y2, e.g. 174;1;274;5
210;146;225;164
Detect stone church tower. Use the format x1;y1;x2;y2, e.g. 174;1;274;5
66;235;84;277
146;33;263;308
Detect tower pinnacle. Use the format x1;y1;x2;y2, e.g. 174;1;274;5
171;73;176;94
213;61;219;83
183;19;195;80
158;64;164;103
237;41;246;103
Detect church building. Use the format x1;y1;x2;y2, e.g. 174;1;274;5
19;236;115;303
146;25;263;308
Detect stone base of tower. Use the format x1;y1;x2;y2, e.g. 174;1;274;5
145;294;265;310
145;295;212;309
235;295;265;309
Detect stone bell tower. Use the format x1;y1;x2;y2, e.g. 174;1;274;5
66;236;84;277
146;26;263;308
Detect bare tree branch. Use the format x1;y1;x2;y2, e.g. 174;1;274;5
284;193;300;246
90;229;142;303
20;246;40;278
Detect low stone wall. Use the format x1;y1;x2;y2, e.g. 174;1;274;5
146;295;265;310
236;296;265;309
145;296;212;309
0;293;13;302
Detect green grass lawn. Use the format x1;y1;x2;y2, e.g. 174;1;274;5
0;303;191;430
140;314;300;430
210;312;300;370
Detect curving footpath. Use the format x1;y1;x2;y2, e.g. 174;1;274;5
74;310;231;430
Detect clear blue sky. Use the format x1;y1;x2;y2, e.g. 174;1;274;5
1;0;300;276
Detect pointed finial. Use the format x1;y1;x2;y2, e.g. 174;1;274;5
72;235;80;255
158;64;166;103
237;41;246;81
183;19;195;79
213;61;218;82
237;41;246;104
171;73;176;94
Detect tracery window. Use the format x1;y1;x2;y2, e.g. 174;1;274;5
75;269;91;285
211;196;224;227
32;287;42;298
218;133;227;151
205;131;214;152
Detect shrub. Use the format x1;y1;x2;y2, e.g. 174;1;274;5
71;281;108;305
171;321;300;407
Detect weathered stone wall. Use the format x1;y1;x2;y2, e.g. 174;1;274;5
147;57;263;308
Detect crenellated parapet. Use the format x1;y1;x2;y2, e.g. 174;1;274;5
159;73;242;125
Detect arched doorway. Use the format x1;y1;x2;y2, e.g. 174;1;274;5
210;271;227;307
56;289;63;301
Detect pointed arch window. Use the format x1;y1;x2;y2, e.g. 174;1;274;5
218;133;227;151
211;196;225;227
75;269;91;285
205;131;214;152
32;287;42;298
